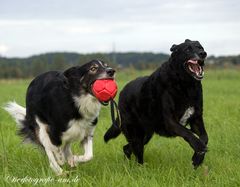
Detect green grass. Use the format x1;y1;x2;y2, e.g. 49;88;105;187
0;69;240;187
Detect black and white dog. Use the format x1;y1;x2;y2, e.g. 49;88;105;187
5;60;115;174
104;39;208;168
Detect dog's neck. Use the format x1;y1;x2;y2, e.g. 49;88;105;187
148;60;201;91
73;94;101;120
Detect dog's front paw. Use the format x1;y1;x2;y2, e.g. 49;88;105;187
194;140;207;154
75;155;93;163
56;170;70;177
192;149;207;169
50;162;63;175
67;155;78;168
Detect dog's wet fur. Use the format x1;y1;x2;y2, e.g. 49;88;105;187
104;39;208;168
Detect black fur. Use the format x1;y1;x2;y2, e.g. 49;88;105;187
22;60;115;146
104;39;208;168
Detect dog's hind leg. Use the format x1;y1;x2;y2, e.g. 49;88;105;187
123;143;132;159
131;139;144;164
128;133;152;163
36;118;63;175
123;124;145;164
128;131;145;164
143;133;153;145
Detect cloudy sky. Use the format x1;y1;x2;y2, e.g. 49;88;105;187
0;0;239;57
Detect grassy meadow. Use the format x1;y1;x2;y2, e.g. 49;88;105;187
0;69;240;187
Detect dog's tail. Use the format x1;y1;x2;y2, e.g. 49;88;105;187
104;116;121;143
4;101;26;125
3;101;35;144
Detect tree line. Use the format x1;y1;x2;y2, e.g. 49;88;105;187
0;52;239;78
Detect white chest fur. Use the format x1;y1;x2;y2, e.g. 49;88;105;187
74;94;101;120
62;94;101;143
179;107;195;126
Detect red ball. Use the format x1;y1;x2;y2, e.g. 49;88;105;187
92;79;118;102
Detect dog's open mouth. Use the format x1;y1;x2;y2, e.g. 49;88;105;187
186;59;204;80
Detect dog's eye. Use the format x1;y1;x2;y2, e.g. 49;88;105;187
186;46;192;52
197;46;204;50
90;66;98;72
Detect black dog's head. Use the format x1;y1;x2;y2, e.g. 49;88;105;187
170;39;207;81
64;60;115;96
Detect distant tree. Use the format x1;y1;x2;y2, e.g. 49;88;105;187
0;52;239;79
51;54;66;70
31;59;46;76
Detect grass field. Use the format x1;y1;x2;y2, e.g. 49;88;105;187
0;69;240;187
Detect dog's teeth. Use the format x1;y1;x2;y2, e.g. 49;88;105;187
188;65;195;73
189;66;194;73
189;67;193;72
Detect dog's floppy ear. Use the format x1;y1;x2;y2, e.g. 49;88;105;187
170;44;178;52
185;39;191;43
63;66;86;79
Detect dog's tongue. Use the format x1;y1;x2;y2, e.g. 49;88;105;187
188;59;198;64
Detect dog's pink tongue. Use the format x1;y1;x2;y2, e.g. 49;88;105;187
188;60;198;64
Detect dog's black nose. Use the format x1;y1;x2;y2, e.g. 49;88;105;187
106;68;115;77
199;51;207;58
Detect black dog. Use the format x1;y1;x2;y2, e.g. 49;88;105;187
5;60;115;174
104;39;208;168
